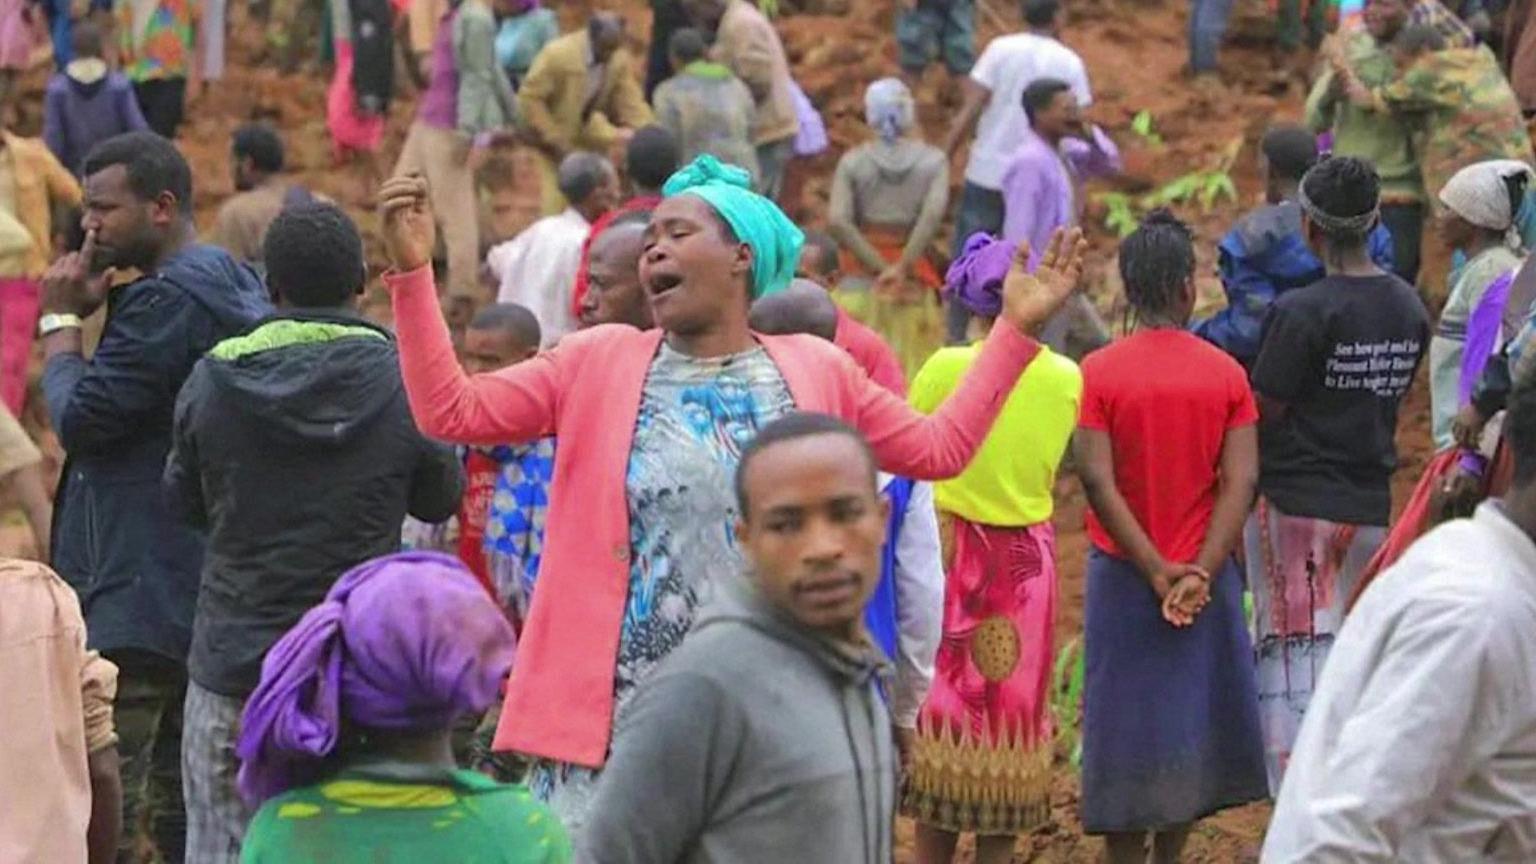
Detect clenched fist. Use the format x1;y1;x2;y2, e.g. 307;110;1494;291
378;175;437;275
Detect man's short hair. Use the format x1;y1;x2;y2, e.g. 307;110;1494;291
263;203;365;307
70;19;103;59
233;124;285;174
669;27;707;64
594;209;652;248
1261;124;1319;183
734;412;877;517
626;126;681;192
589;11;624;42
800;230;839;278
748;280;839;341
82;132;194;215
607;209;653;231
1022;78;1072;125
1021;0;1060;28
556;152;614;206
469;302;542;349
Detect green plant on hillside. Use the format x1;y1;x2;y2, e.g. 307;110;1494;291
1130;110;1164;149
1098;192;1140;238
1051;637;1086;767
1093;134;1243;236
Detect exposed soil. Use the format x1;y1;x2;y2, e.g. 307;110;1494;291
4;0;1443;860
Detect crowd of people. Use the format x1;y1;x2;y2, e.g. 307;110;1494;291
2;0;1536;862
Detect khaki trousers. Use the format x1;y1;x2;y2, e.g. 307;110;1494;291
394;122;482;299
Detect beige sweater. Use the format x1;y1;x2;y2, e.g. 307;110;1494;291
712;0;798;146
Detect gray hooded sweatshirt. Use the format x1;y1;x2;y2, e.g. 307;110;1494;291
578;579;896;863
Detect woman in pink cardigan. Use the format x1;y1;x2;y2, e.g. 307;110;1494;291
378;157;1085;832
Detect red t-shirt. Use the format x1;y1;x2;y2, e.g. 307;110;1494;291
457;450;501;599
1079;329;1257;564
834;308;907;397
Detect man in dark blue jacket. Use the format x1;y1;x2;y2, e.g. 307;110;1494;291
38;131;271;863
164;203;464;861
1193;124;1397;367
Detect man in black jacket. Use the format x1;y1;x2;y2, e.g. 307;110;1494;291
164;202;463;860
40;131;272;863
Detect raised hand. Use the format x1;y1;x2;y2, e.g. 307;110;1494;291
40;229;108;317
378;175;437;274
1001;227;1087;336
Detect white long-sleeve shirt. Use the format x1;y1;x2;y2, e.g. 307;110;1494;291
488;207;588;347
882;473;943;729
1263;501;1536;863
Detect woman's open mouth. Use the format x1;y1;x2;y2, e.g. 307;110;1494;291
648;272;684;301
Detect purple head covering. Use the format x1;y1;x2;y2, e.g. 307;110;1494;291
943;231;1018;319
236;552;516;806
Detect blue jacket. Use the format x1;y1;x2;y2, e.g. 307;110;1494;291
1192;201;1396;366
44;244;271;660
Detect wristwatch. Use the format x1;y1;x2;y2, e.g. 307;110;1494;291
37;313;83;336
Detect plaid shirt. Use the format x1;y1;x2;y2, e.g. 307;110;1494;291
1410;0;1477;48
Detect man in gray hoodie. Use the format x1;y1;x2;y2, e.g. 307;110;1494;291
580;412;897;863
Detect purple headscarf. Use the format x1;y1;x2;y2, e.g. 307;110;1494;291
236;552;516;806
943;231;1018;319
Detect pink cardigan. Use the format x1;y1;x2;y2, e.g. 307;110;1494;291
386;265;1041;767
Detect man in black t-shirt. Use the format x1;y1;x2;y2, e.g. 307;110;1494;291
1244;156;1430;793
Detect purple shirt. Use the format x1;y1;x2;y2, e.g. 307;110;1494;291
999;125;1120;270
417;9;460;130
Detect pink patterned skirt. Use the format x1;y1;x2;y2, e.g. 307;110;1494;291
903;515;1057;835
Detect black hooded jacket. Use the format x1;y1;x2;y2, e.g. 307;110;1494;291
165;308;463;696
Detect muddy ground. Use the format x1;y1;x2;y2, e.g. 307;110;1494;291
5;0;1443;859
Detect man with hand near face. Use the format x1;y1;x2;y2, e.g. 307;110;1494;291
39;130;270;864
997;77;1119;357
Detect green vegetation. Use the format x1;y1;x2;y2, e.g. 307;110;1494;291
1051;636;1086;767
1094;135;1244;237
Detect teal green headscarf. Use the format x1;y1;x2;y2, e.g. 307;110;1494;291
661;155;803;299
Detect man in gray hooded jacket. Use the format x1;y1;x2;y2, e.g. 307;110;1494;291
580;412;897;863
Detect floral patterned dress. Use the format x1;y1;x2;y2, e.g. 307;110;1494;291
526;342;794;835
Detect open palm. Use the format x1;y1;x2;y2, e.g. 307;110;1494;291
1001;227;1087;335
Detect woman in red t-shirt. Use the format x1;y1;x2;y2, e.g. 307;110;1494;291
1074;211;1268;863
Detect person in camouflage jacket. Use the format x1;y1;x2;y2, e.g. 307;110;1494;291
1343;27;1534;213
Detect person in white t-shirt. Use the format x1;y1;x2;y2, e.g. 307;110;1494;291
488;152;618;347
939;0;1090;342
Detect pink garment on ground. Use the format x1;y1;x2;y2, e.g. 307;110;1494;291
326;39;385;155
0;278;38;416
384;263;1042;768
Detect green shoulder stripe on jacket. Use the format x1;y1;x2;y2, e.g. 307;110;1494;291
207;319;387;361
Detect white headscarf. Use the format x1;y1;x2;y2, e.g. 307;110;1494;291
864;78;914;145
1438;159;1535;243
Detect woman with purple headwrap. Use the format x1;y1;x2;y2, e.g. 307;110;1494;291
903;232;1082;864
237;552;569;863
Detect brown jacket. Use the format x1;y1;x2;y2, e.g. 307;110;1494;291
712;0;798;146
516;30;653;155
3;133;82;276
